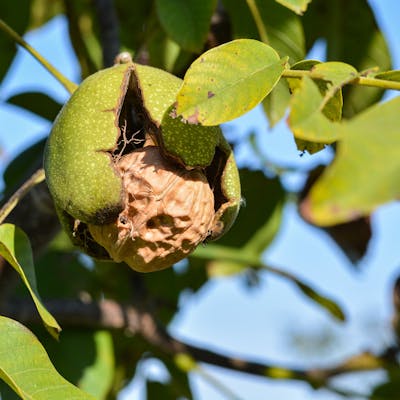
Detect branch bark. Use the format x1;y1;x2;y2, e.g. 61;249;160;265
93;0;120;67
2;298;397;388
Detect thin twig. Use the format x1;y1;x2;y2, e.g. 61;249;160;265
282;69;400;91
0;169;45;225
245;0;269;43
0;19;77;94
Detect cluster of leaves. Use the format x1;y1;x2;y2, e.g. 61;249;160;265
1;0;400;399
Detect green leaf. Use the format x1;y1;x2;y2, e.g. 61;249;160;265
262;78;291;127
34;247;94;300
175;39;286;125
33;330;98;393
2;139;46;196
288;76;340;144
223;0;305;63
147;381;172;400
155;0;216;53
140;260;208;325
287;61;342;153
194;244;346;320
79;331;114;399
0;1;30;83
288;62;358;151
294;139;324;154
0;317;95;400
28;0;64;30
117;0;153;53
371;371;400;400
0;224;61;338
303;0;392;117
219;170;285;247
63;1;100;76
146;27;181;72
302;96;400;226
7;92;62;121
300;166;372;263
311;61;359;89
206;259;249;278
243;198;284;255
146;357;193;400
289;60;350;122
274;0;312;15
198;170;285;278
293;279;345;321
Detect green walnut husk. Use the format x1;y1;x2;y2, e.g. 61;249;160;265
44;58;241;272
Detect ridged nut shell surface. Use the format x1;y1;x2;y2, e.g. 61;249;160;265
88;146;215;272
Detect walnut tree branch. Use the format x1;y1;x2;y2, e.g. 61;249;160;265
93;0;120;67
2;298;397;388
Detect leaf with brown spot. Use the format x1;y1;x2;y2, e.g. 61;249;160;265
175;39;286;125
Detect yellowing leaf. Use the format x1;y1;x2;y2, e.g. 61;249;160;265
287;61;355;153
275;0;312;15
310;61;359;90
0;316;95;400
302;97;400;226
288;76;340;144
175;39;286;125
0;224;61;338
302;0;392;117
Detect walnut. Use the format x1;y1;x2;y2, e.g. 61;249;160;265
88;146;214;272
44;60;241;272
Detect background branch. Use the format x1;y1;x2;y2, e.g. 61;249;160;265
93;0;120;67
2;298;397;389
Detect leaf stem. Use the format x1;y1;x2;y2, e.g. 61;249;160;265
357;76;400;90
245;0;269;44
0;19;77;95
0;169;45;225
282;68;400;91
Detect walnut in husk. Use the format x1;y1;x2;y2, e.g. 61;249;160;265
88;146;214;272
44;57;241;272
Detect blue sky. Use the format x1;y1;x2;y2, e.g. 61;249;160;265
1;2;400;399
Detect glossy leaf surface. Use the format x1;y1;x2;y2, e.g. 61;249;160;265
0;224;61;338
303;97;400;226
0;317;95;400
223;0;305;63
176;39;286;125
7;92;62;121
274;0;312;15
155;0;216;53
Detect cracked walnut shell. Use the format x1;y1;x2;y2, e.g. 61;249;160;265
88;146;214;272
